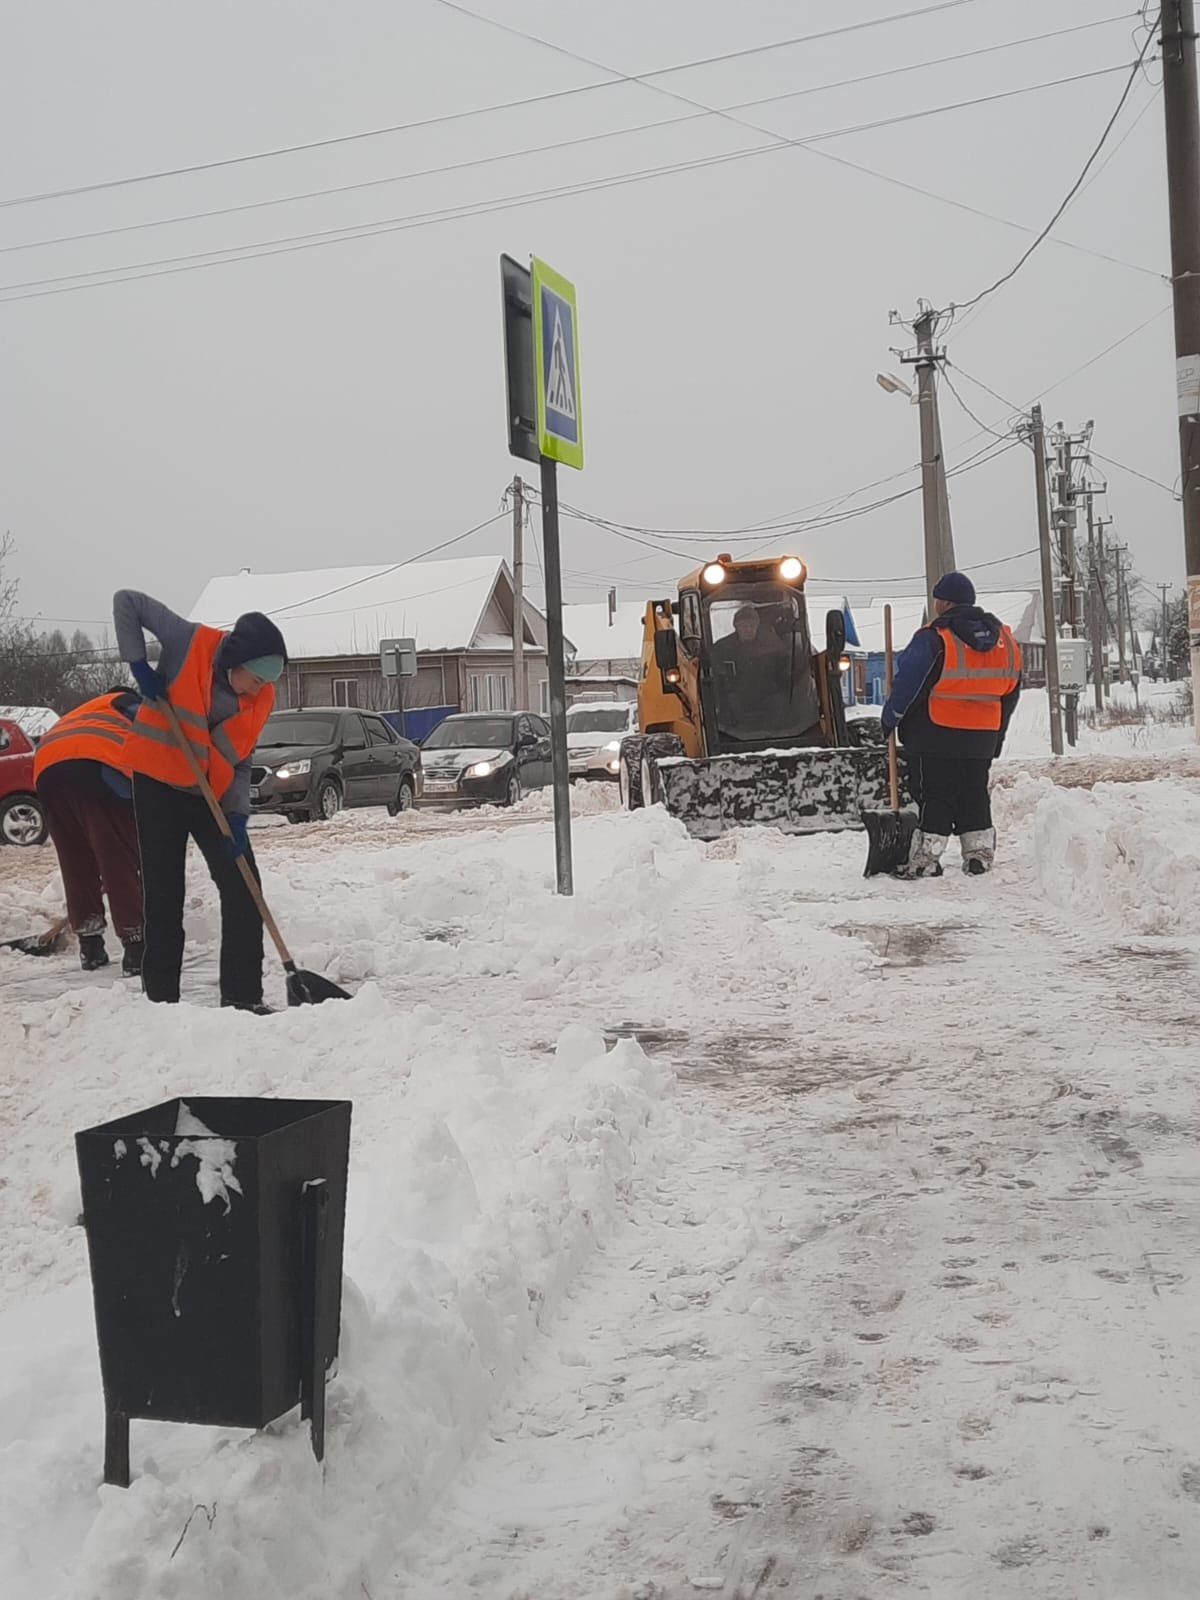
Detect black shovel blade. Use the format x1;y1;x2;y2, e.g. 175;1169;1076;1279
286;967;352;1006
862;808;918;878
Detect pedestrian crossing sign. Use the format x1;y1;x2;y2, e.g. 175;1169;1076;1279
532;257;584;470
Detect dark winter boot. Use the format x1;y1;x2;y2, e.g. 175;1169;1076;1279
121;939;145;977
79;934;110;972
219;998;274;1016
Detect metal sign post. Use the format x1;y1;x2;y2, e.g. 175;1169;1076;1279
380;638;417;738
500;253;584;897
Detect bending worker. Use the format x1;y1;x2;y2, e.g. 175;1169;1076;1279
33;688;144;973
113;589;287;1010
882;571;1021;878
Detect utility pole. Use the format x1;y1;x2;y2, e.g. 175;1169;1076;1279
1161;0;1200;736
898;305;956;614
1087;491;1105;712
1114;545;1129;685
1161;581;1173;678
509;474;526;710
1029;405;1064;756
1096;513;1113;695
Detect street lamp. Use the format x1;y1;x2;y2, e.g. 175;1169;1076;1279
876;372;916;400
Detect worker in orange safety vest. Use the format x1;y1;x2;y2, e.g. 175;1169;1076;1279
113;590;287;1010
881;571;1022;877
34;689;144;972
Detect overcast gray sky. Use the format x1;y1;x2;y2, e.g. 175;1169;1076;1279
0;0;1181;638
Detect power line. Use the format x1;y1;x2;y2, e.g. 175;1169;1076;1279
1;12;1140;262
942;24;1158;314
1091;449;1179;496
0;0;1005;212
0;63;1139;303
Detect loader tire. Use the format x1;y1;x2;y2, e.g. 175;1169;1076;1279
640;733;685;808
619;736;645;810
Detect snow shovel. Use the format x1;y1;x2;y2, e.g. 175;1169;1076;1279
157;699;350;1006
2;913;69;956
863;604;917;877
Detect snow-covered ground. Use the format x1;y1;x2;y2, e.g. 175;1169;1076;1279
3;744;1200;1599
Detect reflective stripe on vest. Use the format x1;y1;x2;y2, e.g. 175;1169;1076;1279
928;625;1022;731
119;625;275;799
33;692;136;780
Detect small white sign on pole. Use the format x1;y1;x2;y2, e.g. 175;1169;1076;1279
380;638;417;679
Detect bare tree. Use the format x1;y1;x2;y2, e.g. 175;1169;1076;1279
0;536;127;712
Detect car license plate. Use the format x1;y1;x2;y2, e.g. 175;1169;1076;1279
424;779;456;794
249;786;260;800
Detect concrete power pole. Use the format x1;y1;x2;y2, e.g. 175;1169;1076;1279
913;308;956;615
510;474;526;710
1087;491;1105;712
1030;405;1064;756
1114;545;1129;685
1161;0;1200;736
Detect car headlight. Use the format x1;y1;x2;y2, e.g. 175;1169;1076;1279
604;740;621;752
467;761;494;778
274;759;311;779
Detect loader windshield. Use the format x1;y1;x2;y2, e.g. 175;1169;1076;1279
706;588;822;747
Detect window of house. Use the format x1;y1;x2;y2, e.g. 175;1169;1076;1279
333;678;359;707
468;672;512;712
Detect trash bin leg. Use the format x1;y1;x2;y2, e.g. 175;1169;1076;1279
104;1406;130;1487
299;1179;331;1463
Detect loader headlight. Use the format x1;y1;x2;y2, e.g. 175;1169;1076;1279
838;656;851;674
665;668;681;684
274;759;311;779
702;563;726;586
779;556;806;582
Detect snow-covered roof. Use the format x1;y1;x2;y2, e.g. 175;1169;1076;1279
562;601;647;663
191;556;542;659
853;590;1045;653
0;704;58;736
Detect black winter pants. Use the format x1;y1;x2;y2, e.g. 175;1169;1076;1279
908;753;993;838
133;775;264;1007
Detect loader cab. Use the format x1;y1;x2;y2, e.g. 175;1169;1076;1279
692;556;834;754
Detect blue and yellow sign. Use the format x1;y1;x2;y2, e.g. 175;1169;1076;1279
532;257;584;471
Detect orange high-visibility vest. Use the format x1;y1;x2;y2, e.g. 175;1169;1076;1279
33;691;136;781
928;624;1022;731
120;625;275;799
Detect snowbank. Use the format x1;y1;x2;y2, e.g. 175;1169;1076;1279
1002;773;1200;935
0;983;673;1600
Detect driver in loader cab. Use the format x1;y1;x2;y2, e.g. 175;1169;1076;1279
881;571;1021;877
712;604;789;727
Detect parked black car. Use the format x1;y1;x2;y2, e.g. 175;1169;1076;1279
418;711;553;808
250;708;421;823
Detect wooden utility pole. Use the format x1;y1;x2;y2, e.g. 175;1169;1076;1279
1030;405;1064;755
904;307;956;615
1087;491;1105;712
1161;0;1200;735
510;474;526;710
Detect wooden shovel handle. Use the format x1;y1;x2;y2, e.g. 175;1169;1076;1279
154;697;294;967
884;604;900;814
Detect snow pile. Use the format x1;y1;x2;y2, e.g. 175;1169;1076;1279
1017;774;1200;935
0;982;674;1599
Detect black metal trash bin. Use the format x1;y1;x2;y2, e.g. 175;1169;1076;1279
76;1095;352;1486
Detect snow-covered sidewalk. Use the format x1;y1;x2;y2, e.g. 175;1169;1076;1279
3;772;1200;1597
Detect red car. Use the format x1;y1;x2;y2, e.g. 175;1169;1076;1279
0;717;47;846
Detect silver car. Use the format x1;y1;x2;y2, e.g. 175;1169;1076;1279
566;700;637;781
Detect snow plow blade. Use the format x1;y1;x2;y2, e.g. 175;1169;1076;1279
657;748;904;840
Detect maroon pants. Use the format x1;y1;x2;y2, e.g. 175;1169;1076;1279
37;761;143;942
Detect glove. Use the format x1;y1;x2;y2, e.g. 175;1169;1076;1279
130;658;166;701
224;814;250;862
